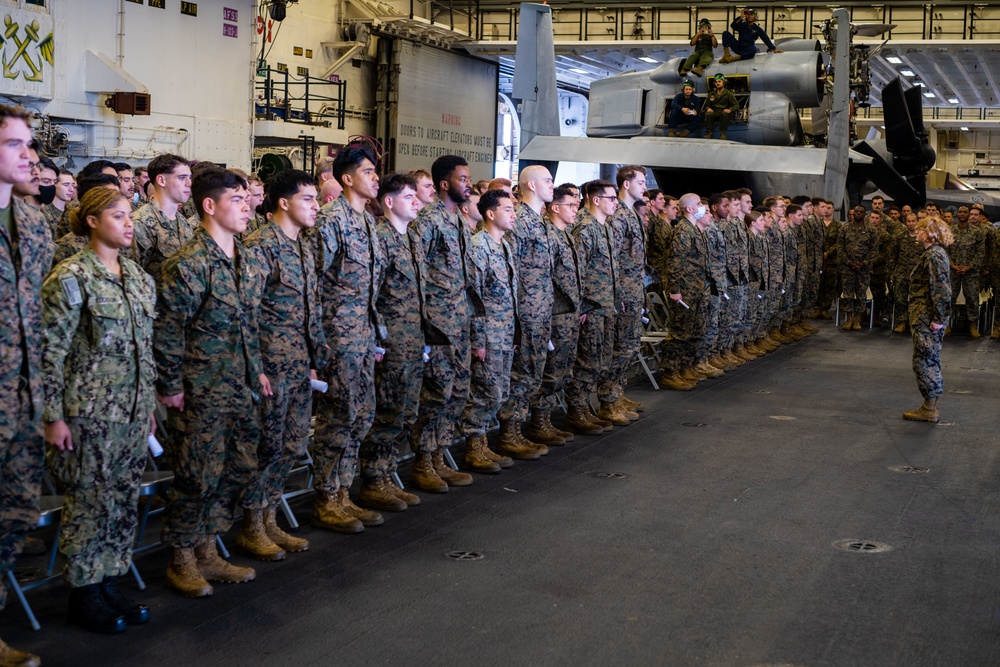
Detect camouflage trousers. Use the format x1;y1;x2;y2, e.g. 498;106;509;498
950;270;981;321
47;417;146;587
243;367;312;510
600;301;642;401
360;351;423;480
567;308;614;407
462;348;514;437
499;318;550;422
663;295;709;372
839;266;871;314
538;311;581;412
698;294;722;359
163;382;258;549
802;268;820;316
747;289;767;339
818;262;839;312
791;272;807;320
412;330;471;454
311;347;376;494
0;394;43;609
893;277;911;325
912;326;945;399
721;284;748;348
764;289;782;331
870;273;888;321
779;273;797;322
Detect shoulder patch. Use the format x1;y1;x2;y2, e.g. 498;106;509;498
61;275;83;307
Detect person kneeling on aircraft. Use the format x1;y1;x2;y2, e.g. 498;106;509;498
668;80;702;138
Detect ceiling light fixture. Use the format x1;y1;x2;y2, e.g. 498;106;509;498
901;69;916;77
639;56;658;63
886;56;903;64
570;68;588;74
948;98;959;104
923;92;936;98
960;126;970;131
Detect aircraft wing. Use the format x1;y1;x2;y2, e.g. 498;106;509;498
519;135;872;175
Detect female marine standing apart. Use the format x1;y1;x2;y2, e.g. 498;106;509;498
41;188;157;633
904;217;953;423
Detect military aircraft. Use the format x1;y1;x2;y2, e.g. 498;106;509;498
513;3;934;209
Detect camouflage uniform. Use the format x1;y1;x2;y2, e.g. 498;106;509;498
133;200;198;282
0;199;51;611
889;230;923;326
803;214;825;313
947;223;986;322
646;215;674;289
986;227;1000;326
720;215;749;347
746;228;770;339
909;244;952;399
54;204;74;241
664;218;711;372
180;197;197;222
409;198;472;454
42;249;156;586
837;220;879;315
539;222;584;411
39;203;62;239
869;224;893;322
53;232;137;268
462;232;519;436
764;226;786;329
779;223;798;324
702;221;727;359
818;219;842;312
154;227;263;548
359;221;424;481
499;203;551;423
567;209;618;406
305;195;385;495
242;223;326;511
791;222;811;321
604;202;646;399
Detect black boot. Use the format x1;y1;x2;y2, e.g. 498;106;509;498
68;584;127;634
101;576;150;624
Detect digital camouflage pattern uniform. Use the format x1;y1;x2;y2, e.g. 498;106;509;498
539;221;584;411
837;220;879;316
869;223;893;322
720;215;749;348
746;228;770;339
462;231;519;436
803;213;825;313
818;219;842;312
242;223;326;511
39;203;62;239
664;218;711;372
646;215;674;287
133;200;198;282
305;195;385;495
605;201;646;399
359;220;425;481
889;230;923;326
409;198;473;454
947;223;986;323
0;199;52;611
778;222;798;325
909;244;951;399
763;225;785;330
791;221;810;321
568;209;618;406
702;221;727;359
499;203;551;423
154;227;263;548
42;249;156;586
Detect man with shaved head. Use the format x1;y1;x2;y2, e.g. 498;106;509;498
493;165;557;459
319;177;343;206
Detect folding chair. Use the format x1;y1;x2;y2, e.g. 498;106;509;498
6;496;64;631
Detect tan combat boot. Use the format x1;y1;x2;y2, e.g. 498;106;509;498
358;476;408;512
384;477;422;505
513;421;550;455
263;507;309;552
461;434;502;474
166;547;213;598
523;409;566;446
721;46;733;62
733;344;756;362
851;314;862;331
542;410;575;441
707;355;729;371
697;359;724;378
0;637;40;667
841;315;854;331
970;323;982;339
432;450;474;485
945;324;952;336
235;509;286;561
902;398;939;423
195;538;256;584
481;445;514;469
612;396;640;421
410;451;449;493
564;403;605;435
597;401;630;426
722;349;745;367
495;420;541;460
619;395;645;413
584;407;615;431
679;365;704;383
337;488;385;526
660;371;697;391
992;324;1000;339
800;320;819;333
311;490;365;532
893;322;907;334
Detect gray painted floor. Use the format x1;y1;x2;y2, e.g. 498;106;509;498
5;321;1000;666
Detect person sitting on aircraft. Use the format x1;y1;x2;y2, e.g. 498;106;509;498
668;80;702;138
680;19;718;77
702;74;739;140
720;8;783;64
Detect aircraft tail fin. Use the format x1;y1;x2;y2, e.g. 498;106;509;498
513;3;561;173
822;8;851;209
